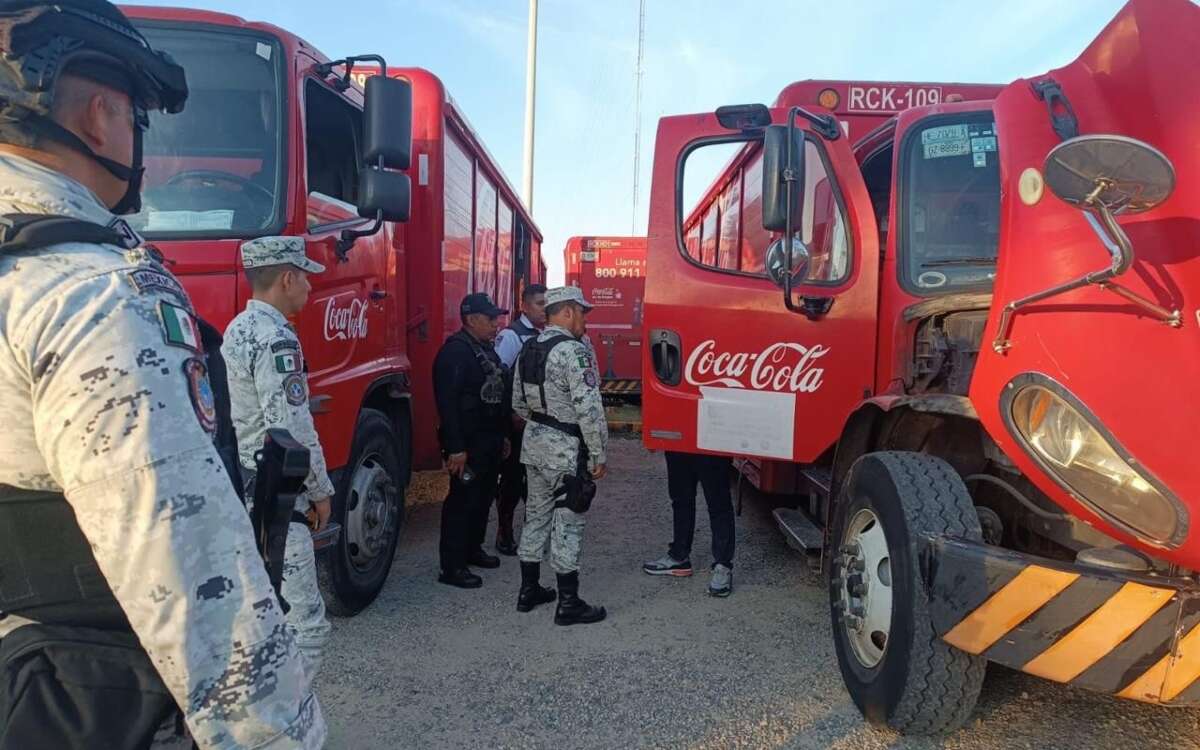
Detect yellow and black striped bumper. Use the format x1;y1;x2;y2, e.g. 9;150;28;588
600;379;641;395
928;538;1200;705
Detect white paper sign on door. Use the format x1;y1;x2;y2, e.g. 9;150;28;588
696;386;796;460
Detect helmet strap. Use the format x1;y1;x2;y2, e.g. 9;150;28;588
24;110;146;215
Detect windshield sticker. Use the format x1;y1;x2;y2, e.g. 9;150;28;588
921;124;969;145
973;152;987;168
256;42;272;61
971;136;997;153
146;210;235;232
924;140;970;159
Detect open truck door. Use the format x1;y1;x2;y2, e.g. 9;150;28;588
971;0;1200;569
642;105;879;466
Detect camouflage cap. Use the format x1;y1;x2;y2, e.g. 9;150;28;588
545;285;593;311
240;236;325;274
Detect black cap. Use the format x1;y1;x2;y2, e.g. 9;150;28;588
460;293;508;318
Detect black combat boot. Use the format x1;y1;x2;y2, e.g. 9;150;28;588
517;561;557;612
553;571;607;626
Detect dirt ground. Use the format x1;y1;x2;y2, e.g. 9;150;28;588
318;436;1199;749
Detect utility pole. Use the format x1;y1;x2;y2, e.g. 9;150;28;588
522;0;538;211
631;0;646;234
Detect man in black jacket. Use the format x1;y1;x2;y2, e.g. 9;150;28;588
433;293;512;588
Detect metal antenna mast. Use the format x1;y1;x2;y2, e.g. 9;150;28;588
631;0;646;234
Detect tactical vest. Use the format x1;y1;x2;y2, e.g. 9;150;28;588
516;333;595;512
0;213;243;629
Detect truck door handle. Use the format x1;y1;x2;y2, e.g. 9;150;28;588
649;328;682;386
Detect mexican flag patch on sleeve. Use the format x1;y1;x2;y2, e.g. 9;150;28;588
274;351;302;373
158;301;201;352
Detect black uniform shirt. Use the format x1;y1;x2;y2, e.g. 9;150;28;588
433;330;512;463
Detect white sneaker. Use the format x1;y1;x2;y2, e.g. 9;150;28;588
708;564;732;597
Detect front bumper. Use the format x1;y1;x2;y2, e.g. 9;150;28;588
926;537;1200;705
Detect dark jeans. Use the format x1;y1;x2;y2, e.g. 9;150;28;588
665;451;735;568
440;466;500;572
496;427;526;542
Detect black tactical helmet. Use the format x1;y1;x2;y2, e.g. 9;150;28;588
0;0;189;213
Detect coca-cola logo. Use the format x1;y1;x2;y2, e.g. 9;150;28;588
685;339;829;393
324;297;369;341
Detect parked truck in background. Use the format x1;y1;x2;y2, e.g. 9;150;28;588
125;6;542;615
644;0;1199;732
564;235;647;397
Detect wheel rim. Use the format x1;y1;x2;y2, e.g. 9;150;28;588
344;451;399;573
837;508;894;669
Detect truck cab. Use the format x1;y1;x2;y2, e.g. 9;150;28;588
125;6;414;616
643;0;1199;733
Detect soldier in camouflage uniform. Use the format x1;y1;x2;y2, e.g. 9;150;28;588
0;2;323;747
512;286;609;625
223;236;334;683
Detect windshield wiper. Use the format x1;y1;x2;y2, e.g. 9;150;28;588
921;256;997;267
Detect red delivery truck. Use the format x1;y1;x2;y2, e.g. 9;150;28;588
644;0;1200;733
125;6;541;615
564;236;647;396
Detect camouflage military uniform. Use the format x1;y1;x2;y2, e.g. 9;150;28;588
0;153;325;747
512;324;609;573
223;237;333;683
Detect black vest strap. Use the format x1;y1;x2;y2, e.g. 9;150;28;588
0;213;136;255
518;333;575;411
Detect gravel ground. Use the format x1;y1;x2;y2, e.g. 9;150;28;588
318;437;1199;749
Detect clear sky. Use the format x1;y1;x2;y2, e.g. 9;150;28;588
144;0;1135;284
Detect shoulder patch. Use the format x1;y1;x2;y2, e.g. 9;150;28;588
183;357;217;433
274;350;302;373
270;339;300;353
576;352;593;370
158;300;202;352
126;268;186;299
283;373;307;406
583;369;598;388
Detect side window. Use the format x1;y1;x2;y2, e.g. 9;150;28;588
799;141;849;284
717;178;740;270
741;153;767;274
305;80;363;208
681;137;850;285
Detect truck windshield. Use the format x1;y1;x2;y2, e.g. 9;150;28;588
900;114;1000;294
127;25;284;238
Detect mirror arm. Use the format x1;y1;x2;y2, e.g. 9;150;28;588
992;201;1180;353
315;53;389;92
336;211;382;262
789;105;840;141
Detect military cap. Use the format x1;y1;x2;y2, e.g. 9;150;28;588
545;285;594;311
239;236;325;273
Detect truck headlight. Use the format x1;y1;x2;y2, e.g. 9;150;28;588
1005;375;1186;547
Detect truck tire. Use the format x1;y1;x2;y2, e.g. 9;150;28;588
319;408;407;616
828;451;985;735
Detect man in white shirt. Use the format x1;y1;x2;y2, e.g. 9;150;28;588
493;283;547;554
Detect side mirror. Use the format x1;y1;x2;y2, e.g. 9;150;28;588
363;75;412;171
761;124;805;232
765;236;810;288
357;168;410;223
